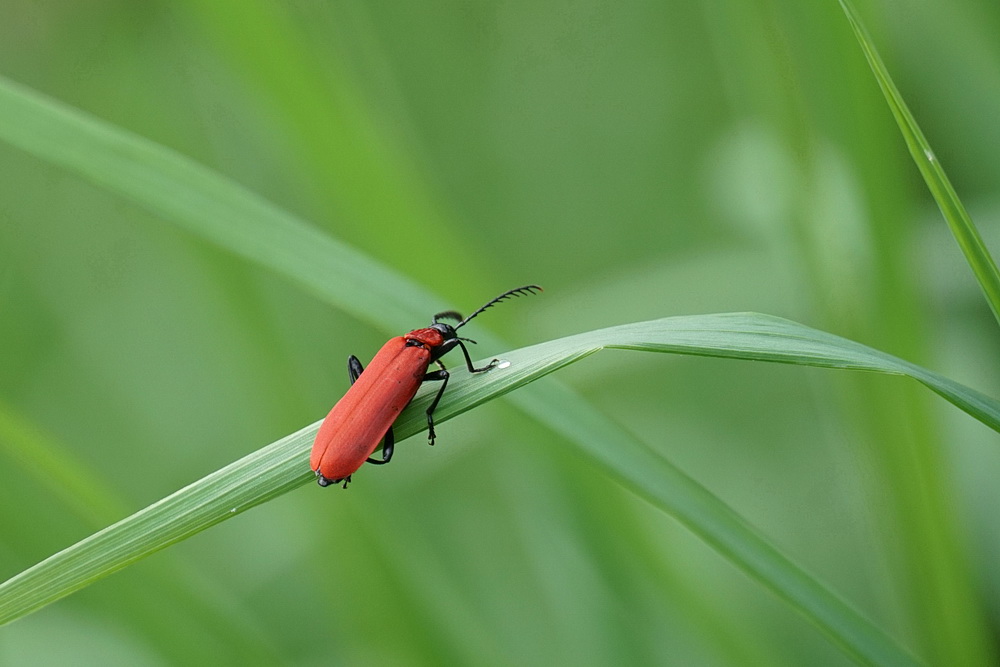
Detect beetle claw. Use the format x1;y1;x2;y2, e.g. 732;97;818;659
316;471;351;488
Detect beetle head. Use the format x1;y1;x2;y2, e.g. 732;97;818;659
429;321;457;339
429;321;477;346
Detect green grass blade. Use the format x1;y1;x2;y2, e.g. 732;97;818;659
0;75;438;332
837;0;1000;329
0;401;128;526
2;312;983;664
0;76;944;664
0;404;287;661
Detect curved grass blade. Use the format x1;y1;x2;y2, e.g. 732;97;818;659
837;0;1000;328
0;76;944;663
0;74;438;333
0;312;973;664
0;421;315;627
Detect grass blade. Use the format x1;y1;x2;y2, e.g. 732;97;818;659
0;75;437;332
0;76;947;664
837;0;1000;328
0;312;977;664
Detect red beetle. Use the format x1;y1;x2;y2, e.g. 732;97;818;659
310;286;541;488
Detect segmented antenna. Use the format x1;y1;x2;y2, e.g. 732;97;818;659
455;285;542;330
433;310;463;324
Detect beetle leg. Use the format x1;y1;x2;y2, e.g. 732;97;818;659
347;355;364;384
422;362;451;446
456;340;498;374
366;425;395;465
418;339;501;447
316;472;350;488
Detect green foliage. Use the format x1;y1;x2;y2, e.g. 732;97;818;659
10;310;1000;664
1;1;998;665
838;0;1000;328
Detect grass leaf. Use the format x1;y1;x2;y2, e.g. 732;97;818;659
0;75;947;664
837;0;1000;328
0;312;975;664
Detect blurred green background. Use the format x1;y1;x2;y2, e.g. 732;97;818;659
2;0;999;664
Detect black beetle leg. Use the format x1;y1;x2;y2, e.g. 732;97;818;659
347;355;364;384
317;473;350;488
456;339;497;374
422;361;452;446
366;425;394;465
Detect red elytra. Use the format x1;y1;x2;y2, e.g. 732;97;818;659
310;330;438;483
310;286;541;489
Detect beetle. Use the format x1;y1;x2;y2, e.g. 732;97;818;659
310;285;542;488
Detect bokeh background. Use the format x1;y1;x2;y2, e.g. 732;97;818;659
2;1;1000;664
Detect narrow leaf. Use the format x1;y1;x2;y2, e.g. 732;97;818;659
837;0;1000;328
0;76;937;663
0;313;965;664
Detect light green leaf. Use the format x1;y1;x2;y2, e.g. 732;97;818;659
837;0;1000;328
0;312;974;664
0;75;945;664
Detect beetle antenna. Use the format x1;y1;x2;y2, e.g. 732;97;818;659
455;285;542;330
433;310;463;324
